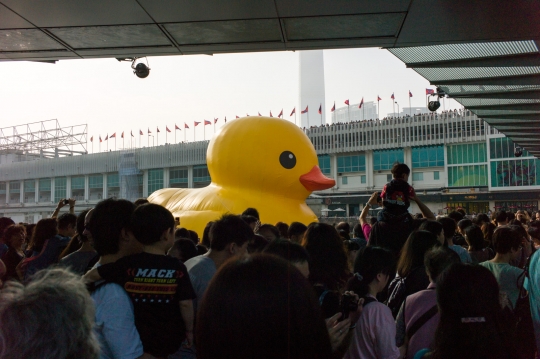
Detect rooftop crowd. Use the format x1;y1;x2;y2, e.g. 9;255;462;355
0;162;539;359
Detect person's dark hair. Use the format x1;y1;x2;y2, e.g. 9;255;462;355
391;163;411;178
275;222;289;239
241;215;258;228
492;226;522;254
28;218;58;253
397;230;439;277
133;198;149;207
464;224;484;251
196;244;208;256
343;239;360;252
412;218;428;231
507;212;515;221
129;204;174;245
88;198;135;256
509;223;527;244
495;210;508;224
482;222;496;248
431;263;517;359
175;227;190;239
369;217;377;226
301;223;349;290
352;223;363;239
210;214;253;251
457;218;473;232
424;246;460;283
241;207;260;220
187;230;199;245
57;213;77;231
3;225;25;248
288;222;308;240
347;246;395;297
0;217;15;241
338;229;350;241
168;238;197;263
475;213;490;225
59;209;90;259
201;221;214;248
248;234;269;254
257;224;280;241
263;239;310;264
528;221;540;240
435;217;455;241
419;220;443;239
336;221;350;234
196;254;332;359
447;211;464;223
456;208;467;217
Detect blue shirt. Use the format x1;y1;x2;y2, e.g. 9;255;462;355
524;250;540;353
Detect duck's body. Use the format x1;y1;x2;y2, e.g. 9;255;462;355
148;117;335;236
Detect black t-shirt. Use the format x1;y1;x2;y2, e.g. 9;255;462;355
98;252;196;357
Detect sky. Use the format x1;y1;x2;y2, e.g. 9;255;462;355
0;47;462;151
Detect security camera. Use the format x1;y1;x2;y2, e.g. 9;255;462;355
116;57;151;78
428;100;440;112
515;146;523;157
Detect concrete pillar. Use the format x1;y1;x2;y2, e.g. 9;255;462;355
163;168;170;189
66;176;72;199
330;154;338;189
19;181;23;203
103;174;108;199
50;178;55;204
84;175;89;202
187;166;194;188
5;182;9;204
365;150;374;188
34;179;39;203
143;170;149;197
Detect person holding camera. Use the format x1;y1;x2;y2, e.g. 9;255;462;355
51;198;76;218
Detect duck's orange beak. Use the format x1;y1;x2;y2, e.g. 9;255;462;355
299;166;335;191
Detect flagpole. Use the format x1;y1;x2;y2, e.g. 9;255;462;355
409;95;411;116
115;137;117;151
184;128;186;143
348;104;350;122
157;130;159;146
166;130;168;144
378;100;380;120
203;124;205;141
393;100;395;117
175;127;177;144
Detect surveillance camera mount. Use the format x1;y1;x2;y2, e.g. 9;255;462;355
116;57;151;78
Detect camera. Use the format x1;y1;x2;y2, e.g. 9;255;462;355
63;199;69;205
339;293;359;321
515;147;523;157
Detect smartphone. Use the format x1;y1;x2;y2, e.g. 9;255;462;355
63;199;70;205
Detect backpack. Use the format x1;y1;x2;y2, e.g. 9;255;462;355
386;275;407;318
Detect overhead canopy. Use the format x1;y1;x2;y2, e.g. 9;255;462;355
388;40;540;157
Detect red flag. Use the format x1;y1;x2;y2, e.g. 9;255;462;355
345;99;349;105
409;90;413;98
121;132;124;139
301;105;308;114
278;109;283;118
147;128;151;134
235;115;239;118
214;118;218;124
139;129;143;135
194;121;201;126
426;88;435;95
391;93;395;100
99;136;102;143
318;104;322;114
175;124;180;130
157;127;160;133
131;131;134;137
184;123;189;129
270;111;273;117
166;126;171;133
204;120;211;125
359;98;364;109
110;133;116;138
90;136;93;142
331;102;335;112
105;134;108;141
290;107;296;116
258;112;262;116
377;96;382;101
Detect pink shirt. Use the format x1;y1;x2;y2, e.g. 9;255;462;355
345;295;400;359
362;223;372;242
404;283;439;358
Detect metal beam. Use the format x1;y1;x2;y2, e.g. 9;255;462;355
408;53;540;68
448;89;540;100
433;74;540;86
476;113;540;119
466;103;540;111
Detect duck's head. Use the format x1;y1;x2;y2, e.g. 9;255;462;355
207;117;335;200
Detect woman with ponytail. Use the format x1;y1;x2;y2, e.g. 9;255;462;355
344;246;403;359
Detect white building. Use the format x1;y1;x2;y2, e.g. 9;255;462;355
298;50;326;128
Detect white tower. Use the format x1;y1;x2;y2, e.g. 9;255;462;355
299;51;326;128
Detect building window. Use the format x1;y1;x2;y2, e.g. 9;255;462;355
373;149;404;171
342;176;348;185
107;173;120;188
387;174;393;182
490;137;532;159
89;175;103;189
412;146;444;168
54;177;67;202
447;143;486;164
412;172;424;181
361;175;366;184
0;182;6;194
24;180;35;203
71;177;85;190
318;155;331;175
434;171;440;180
9;181;20;193
38;178;51;202
490;159;540;187
193;165;211;183
447;165;488;187
170;168;188;186
148;169;164;194
337;154;366;173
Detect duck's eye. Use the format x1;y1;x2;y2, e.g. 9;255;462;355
279;151;296;169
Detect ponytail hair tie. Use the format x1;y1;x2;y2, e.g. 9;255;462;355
354;273;363;282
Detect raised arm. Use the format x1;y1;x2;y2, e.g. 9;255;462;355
360;192;379;226
410;195;435;220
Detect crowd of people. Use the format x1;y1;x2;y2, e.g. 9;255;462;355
0;162;539;359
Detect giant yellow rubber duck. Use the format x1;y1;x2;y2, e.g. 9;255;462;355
149;116;335;235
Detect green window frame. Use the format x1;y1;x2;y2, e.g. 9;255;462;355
447;165;488;187
170;168;188;184
337;155;366;173
54;177;67;202
194;165;211;182
89;175;103;189
318;155;331;175
447;143;487;165
148;169;164;194
39;178;51;191
107;173;120;188
71;177;85;190
412;146;444;168
373;149;404;171
490;159;540;187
